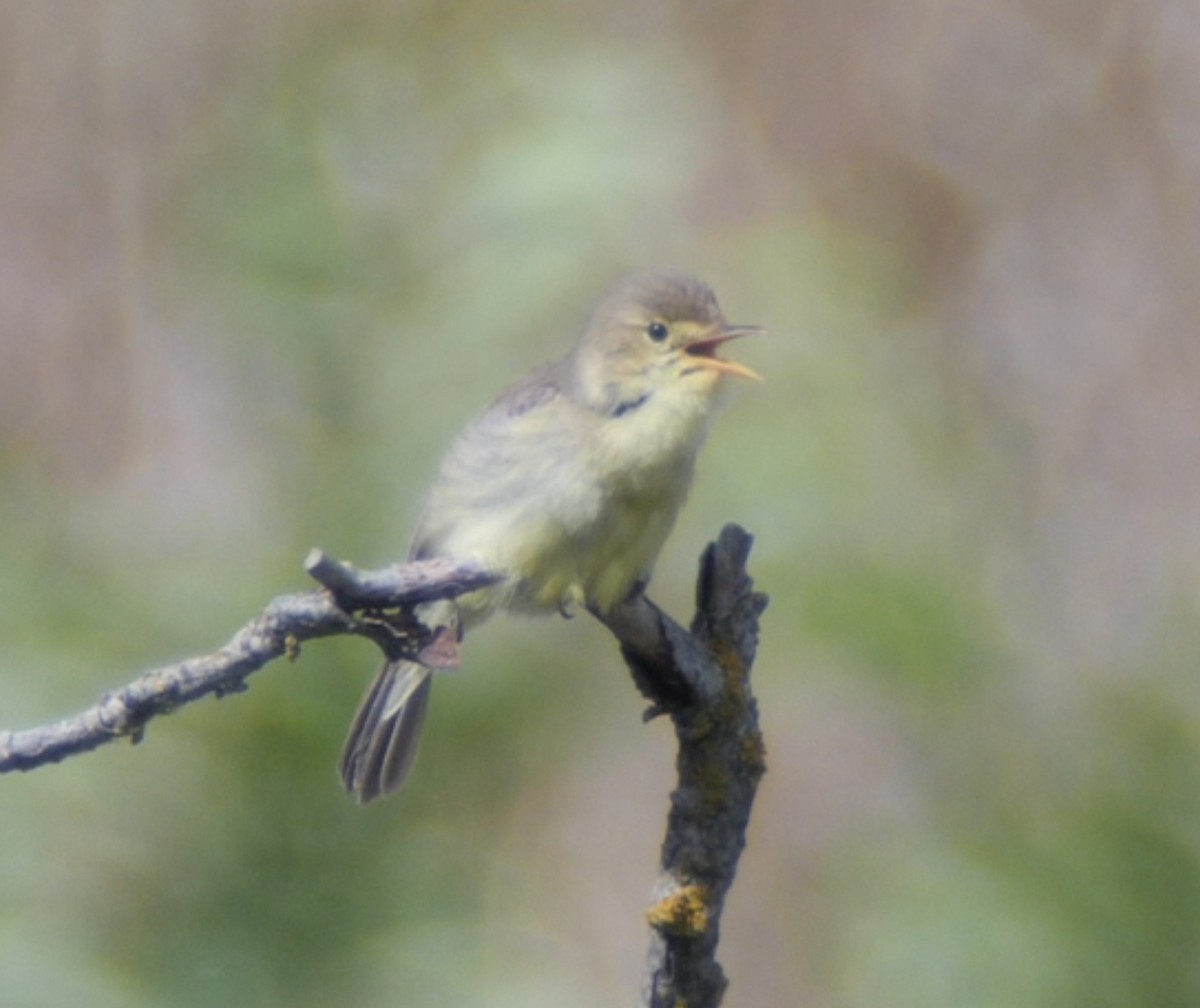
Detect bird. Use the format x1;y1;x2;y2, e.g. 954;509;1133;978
338;271;761;803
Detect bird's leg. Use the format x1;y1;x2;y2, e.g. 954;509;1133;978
558;583;587;620
413;600;463;669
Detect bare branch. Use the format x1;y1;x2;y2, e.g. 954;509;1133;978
1;527;768;1008
0;555;497;774
597;524;769;1008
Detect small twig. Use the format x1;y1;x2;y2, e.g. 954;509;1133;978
303;550;494;608
598;524;769;1008
0;555;496;774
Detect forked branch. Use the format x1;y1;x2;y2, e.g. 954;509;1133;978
0;527;768;1008
599;524;769;1008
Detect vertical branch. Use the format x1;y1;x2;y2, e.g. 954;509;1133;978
599;524;768;1008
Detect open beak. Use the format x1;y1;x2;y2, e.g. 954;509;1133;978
683;324;764;381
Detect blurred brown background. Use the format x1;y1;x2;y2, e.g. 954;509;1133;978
3;2;1199;1006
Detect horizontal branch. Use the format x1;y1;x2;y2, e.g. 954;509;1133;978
0;555;497;774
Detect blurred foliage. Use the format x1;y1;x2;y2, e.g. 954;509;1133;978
3;2;1200;1006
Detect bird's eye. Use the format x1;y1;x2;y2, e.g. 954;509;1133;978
647;321;669;342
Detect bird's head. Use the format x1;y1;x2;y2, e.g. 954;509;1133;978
571;272;761;416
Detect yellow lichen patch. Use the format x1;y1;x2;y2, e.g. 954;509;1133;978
740;728;767;775
646;883;712;937
707;639;753;727
709;638;746;683
692;748;731;814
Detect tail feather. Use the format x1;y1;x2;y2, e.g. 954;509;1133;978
339;660;433;804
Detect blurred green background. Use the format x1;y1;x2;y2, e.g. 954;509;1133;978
3;2;1199;1005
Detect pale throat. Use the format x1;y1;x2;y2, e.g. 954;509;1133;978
593;372;719;478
